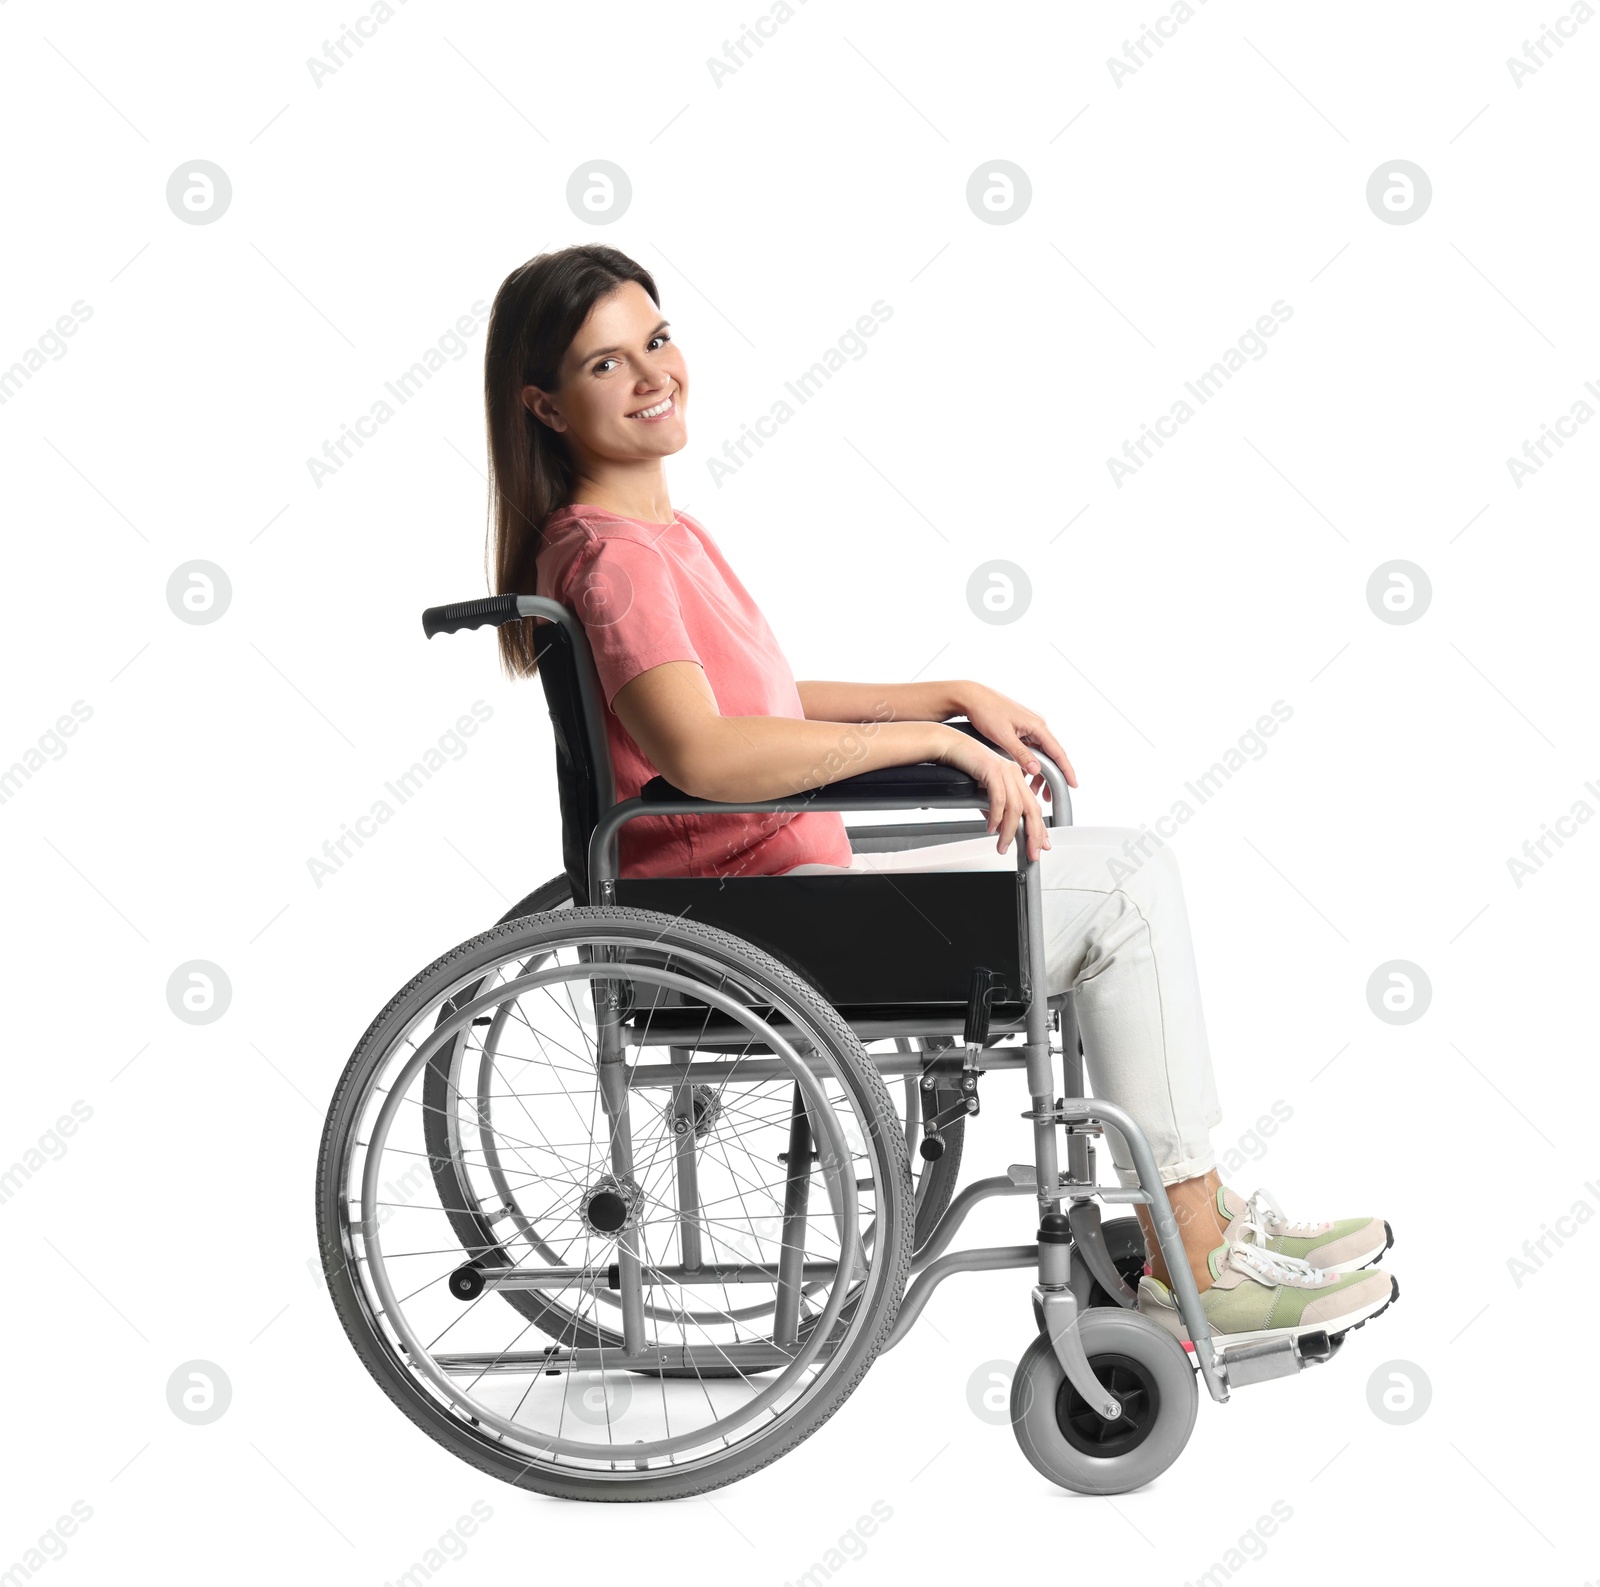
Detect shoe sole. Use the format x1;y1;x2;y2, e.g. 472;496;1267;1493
1321;1219;1395;1275
1326;1273;1399;1345
1144;1274;1400;1352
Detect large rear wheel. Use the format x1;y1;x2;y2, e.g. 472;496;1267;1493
419;877;964;1352
317;906;914;1499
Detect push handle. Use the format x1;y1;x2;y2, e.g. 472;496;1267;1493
421;595;522;639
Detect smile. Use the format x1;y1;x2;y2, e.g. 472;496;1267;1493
627;391;676;421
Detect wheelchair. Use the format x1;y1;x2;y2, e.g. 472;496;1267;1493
315;592;1343;1501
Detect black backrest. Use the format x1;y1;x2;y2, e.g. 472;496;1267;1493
531;613;612;906
526;603;1026;1015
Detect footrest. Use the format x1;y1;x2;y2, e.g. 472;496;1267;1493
1217;1330;1333;1388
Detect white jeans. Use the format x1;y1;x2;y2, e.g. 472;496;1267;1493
786;827;1223;1186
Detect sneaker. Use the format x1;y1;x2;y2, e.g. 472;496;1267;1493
1137;1217;1398;1349
1219;1184;1391;1274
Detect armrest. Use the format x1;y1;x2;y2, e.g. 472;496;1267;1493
593;724;1072;895
639;720;1004;809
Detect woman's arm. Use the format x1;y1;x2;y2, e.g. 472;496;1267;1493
798;677;1078;793
613;661;1051;859
795;679;962;726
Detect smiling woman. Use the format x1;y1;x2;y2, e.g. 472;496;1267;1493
473;243;1397;1358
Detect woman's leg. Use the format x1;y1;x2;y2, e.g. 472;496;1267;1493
794;826;1229;1286
792;827;1394;1319
1034;828;1223;1188
1034;828;1229;1291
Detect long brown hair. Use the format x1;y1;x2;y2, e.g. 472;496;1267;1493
483;244;660;679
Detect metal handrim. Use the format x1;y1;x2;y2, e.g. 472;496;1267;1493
339;930;890;1468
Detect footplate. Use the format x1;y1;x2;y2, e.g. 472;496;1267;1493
1217;1330;1334;1388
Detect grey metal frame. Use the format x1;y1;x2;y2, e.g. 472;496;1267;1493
511;593;1234;1407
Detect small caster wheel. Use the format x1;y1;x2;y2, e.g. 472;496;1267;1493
447;1263;486;1301
1010;1308;1198;1494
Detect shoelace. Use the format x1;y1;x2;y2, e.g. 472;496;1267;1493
1245;1185;1331;1239
1225;1214;1331;1289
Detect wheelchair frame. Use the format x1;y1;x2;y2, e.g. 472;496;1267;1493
332;589;1340;1498
511;591;1330;1408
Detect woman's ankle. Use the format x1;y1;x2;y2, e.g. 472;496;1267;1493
1135;1167;1227;1295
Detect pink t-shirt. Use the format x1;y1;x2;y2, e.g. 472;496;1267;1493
534;502;854;880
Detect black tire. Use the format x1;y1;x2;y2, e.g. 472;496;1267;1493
317;905;915;1500
495;874;573;927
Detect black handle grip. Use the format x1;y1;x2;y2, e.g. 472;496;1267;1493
421;595;522;639
964;966;998;1046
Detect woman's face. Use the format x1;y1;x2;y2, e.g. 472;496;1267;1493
524;280;687;465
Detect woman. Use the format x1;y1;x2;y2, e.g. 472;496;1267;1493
482;244;1398;1350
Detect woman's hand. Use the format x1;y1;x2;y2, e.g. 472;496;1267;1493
933;725;1052;861
952;682;1077;798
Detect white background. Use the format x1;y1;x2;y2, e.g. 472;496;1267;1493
3;1;1595;1582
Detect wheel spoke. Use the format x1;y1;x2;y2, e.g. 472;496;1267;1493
324;915;910;1485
